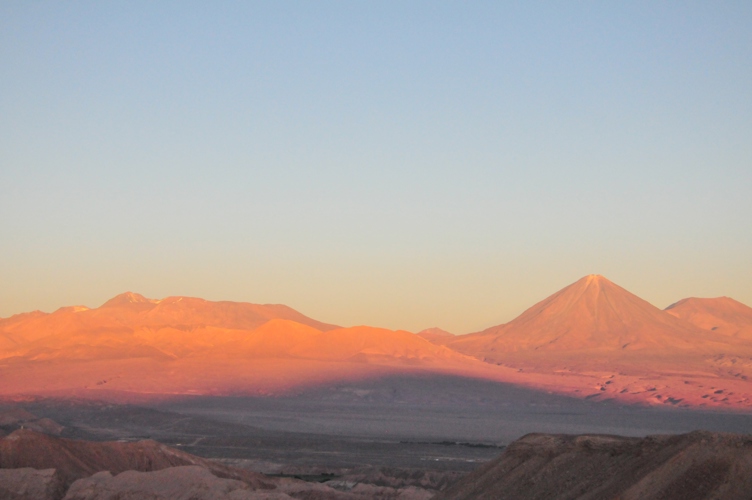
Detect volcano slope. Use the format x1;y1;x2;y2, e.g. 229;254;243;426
665;296;752;340
447;275;752;409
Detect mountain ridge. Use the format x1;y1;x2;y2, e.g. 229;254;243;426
665;296;752;340
1;280;752;409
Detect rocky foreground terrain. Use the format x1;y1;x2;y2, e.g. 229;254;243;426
0;429;437;499
2;427;752;499
437;431;752;500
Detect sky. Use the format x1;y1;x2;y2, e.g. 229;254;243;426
1;1;751;333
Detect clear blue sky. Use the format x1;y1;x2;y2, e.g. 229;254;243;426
2;1;751;332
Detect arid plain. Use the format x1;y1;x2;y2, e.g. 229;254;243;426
2;275;752;498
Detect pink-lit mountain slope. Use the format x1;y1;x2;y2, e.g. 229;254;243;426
447;275;752;408
0;294;508;401
665;297;752;340
449;275;724;357
2;283;752;410
0;292;339;344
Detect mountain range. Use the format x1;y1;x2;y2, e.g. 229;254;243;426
1;276;751;409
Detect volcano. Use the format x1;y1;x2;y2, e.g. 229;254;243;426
447;275;721;360
448;274;748;362
445;275;752;407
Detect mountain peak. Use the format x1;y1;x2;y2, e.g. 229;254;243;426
450;275;704;358
417;327;454;337
416;327;456;345
578;274;613;288
664;296;752;338
100;292;159;308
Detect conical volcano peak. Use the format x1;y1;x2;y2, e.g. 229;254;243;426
566;274;630;304
517;275;648;328
100;292;159;308
579;274;613;288
450;274;705;356
547;274;624;306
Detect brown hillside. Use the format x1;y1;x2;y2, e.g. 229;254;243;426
0;429;272;489
436;431;752;500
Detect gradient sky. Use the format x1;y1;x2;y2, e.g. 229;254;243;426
2;1;751;333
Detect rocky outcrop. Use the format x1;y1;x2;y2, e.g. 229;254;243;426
62;466;289;500
0;430;437;499
0;468;65;500
0;429;272;489
0;409;64;436
61;466;437;499
436;430;752;500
